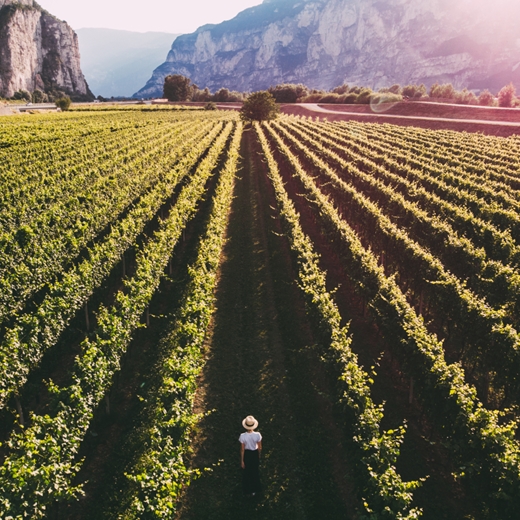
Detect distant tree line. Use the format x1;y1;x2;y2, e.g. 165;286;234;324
267;81;519;107
3;86;92;104
163;74;519;108
2;88;73;111
163;74;245;104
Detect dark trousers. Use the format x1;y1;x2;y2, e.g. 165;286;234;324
243;449;261;494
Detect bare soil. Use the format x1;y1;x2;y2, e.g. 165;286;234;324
175;127;360;520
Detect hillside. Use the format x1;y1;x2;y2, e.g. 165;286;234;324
136;0;520;97
76;29;178;98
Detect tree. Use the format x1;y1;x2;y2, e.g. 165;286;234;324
478;89;495;106
455;88;478;105
429;82;456;99
269;83;309;103
331;84;349;95
320;93;341;103
32;90;47;103
55;96;71;111
239;91;279;122
192;87;211;102
213;88;231;102
402;84;427;99
12;89;31;101
163;74;193;102
355;88;373;104
224;90;244;102
498;82;516;107
342;92;358;104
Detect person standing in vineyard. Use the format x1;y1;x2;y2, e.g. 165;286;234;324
239;415;262;496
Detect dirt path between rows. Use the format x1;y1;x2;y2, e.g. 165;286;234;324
176;128;358;519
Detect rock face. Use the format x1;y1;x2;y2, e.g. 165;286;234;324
0;0;92;99
136;0;520;97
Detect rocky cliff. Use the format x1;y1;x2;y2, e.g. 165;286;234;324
0;0;92;99
136;0;520;97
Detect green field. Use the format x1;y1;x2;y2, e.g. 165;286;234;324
0;108;519;519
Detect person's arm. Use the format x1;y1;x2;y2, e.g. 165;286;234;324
257;440;262;459
240;442;245;469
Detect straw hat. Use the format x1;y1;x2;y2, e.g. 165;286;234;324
242;415;258;430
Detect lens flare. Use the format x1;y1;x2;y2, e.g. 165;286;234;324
369;94;400;114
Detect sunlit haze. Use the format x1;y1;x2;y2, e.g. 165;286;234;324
38;0;262;34
37;0;520;35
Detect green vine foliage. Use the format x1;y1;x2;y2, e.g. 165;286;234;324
0;116;202;326
293;118;520;308
0;120;223;410
1;108;520;518
260;119;520;518
312;119;520;264
122;122;243;518
0;122;235;519
272;118;520;402
256;122;423;519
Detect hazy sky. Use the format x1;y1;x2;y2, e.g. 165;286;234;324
38;0;262;34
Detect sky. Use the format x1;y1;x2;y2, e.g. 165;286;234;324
38;0;263;34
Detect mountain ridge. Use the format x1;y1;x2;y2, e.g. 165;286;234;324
135;0;520;98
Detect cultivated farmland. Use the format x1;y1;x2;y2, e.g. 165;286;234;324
0;107;519;519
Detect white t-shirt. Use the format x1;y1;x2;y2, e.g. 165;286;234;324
239;431;262;450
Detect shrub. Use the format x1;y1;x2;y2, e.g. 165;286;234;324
32;90;47;103
498;82;516;107
319;93;341;103
239;91;279;122
192;87;211;102
370;92;402;105
331;84;349;95
268;83;309;103
402;84;427;99
342;92;358;104
429;82;456;99
204;101;217;110
163;74;193;102
455;88;478;105
355;88;373;104
378;84;402;95
478;89;495;106
300;93;324;103
12;89;31;101
55;96;71;111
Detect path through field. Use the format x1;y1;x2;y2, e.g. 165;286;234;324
301;103;520;127
176;128;357;519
